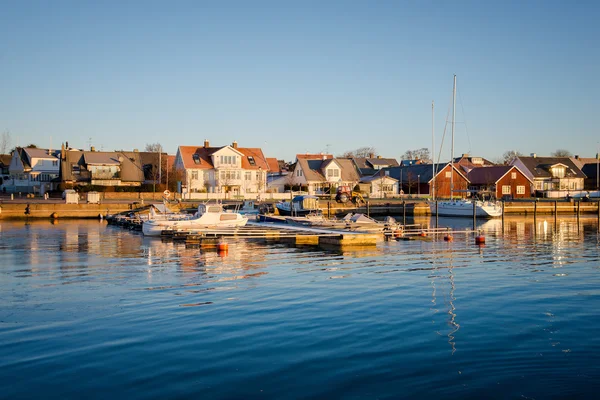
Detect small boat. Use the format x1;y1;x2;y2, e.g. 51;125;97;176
276;195;321;217
142;202;248;236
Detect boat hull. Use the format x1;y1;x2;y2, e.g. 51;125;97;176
430;200;502;218
142;215;248;236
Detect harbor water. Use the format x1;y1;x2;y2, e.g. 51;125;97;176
1;217;600;399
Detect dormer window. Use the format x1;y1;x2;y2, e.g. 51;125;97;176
192;154;201;165
248;156;256;166
551;166;565;178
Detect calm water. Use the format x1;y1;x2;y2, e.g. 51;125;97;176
1;217;600;399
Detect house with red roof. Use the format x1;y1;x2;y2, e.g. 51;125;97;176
174;140;269;198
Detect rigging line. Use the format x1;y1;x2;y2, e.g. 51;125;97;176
457;90;472;154
434;89;454;176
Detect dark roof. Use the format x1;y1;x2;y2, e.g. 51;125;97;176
467;165;532;184
296;158;361;183
353;157;399;169
0;154;11;166
515;156;586;179
384;163;468;184
581;163;599;180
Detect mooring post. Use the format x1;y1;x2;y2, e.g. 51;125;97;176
577;200;580;220
472;200;476;230
402;200;406;225
327;201;331;219
367;201;370;217
501;201;505;225
435;201;438;228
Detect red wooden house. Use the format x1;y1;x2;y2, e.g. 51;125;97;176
467;165;532;199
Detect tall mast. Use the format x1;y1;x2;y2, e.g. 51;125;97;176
451;75;456;200
432;100;435;200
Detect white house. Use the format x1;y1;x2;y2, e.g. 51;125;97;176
6;147;60;194
174;140;269;199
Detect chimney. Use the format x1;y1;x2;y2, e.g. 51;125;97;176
90;146;96;152
377;155;382;159
462;153;469;157
531;153;536;158
369;152;374;158
204;139;210;148
232;141;238;149
574;155;579;160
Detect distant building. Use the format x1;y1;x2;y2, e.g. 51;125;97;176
351;156;399;177
385;163;469;198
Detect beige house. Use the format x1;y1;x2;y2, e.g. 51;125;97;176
360;171;399;198
289;154;361;195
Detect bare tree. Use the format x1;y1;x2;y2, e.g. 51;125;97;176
145;143;163;152
0;131;11;154
552;149;572;157
402;148;430;162
502;150;523;164
339;146;378;158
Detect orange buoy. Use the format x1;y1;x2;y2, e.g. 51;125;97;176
393;229;403;238
475;235;485;245
419;231;427;237
444;234;453;242
217;242;229;252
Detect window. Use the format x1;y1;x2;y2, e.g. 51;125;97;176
551;166;565;178
502;185;511;195
245;172;251;181
511;172;516;179
296;169;303;177
516;186;525;194
191;171;198;180
327;169;340;177
192;154;201;165
445;171;452;178
52;160;58;167
248;156;256;166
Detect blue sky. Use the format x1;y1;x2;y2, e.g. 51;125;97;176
1;0;598;162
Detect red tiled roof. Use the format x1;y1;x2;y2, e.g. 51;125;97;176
178;145;269;170
266;158;280;173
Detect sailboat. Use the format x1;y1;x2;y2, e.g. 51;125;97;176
430;75;503;218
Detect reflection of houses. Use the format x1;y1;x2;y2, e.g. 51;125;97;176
175;140;268;197
360;170;399;198
467;165;532;199
60;145;144;188
7;147;60;194
351;156;399;177
511;155;586;197
385;163;469;198
289;154;360;195
572;156;599;191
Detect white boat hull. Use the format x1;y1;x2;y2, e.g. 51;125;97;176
430;200;503;218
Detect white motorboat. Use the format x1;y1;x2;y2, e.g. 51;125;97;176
430;75;502;219
142;202;248;236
